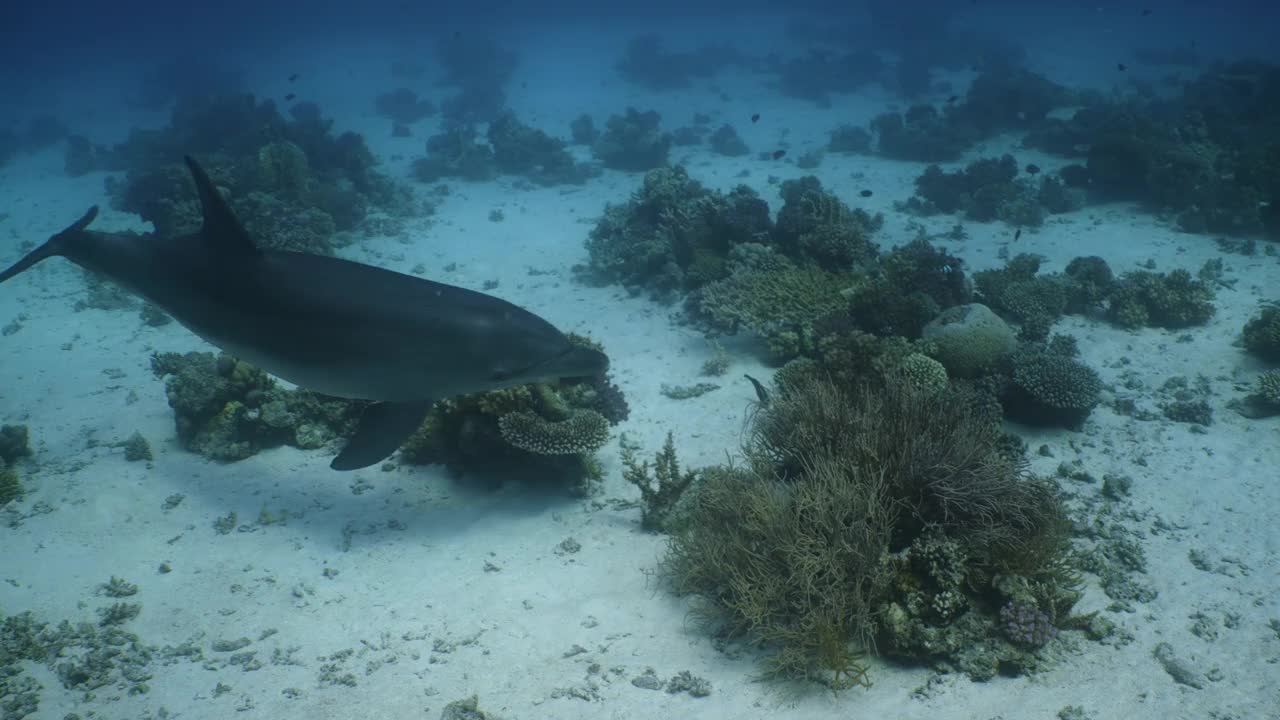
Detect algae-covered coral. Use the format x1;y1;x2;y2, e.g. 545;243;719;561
151;351;364;462
151;338;626;486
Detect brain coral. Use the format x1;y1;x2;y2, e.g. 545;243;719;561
922;303;1016;378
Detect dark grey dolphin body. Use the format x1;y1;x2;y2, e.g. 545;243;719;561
0;156;608;470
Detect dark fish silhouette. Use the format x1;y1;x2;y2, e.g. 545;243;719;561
1014;228;1022;241
0;157;608;470
744;374;770;405
860;189;873;197
288;73;299;83
1117;63;1127;72
750;113;760;123
1025;163;1040;175
772;149;786;159
284;93;296;102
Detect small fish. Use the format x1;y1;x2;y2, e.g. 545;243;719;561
285;93;296;102
1014;228;1022;241
772;149;787;160
288;73;299;83
744;374;770;405
1141;8;1152;16
750;113;760;123
1117;63;1127;72
860;189;873;198
1025;163;1040;175
946;95;959;104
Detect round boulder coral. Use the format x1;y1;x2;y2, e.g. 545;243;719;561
498;409;610;455
922;303;1016;378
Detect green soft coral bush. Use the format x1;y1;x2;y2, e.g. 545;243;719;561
660;374;1080;686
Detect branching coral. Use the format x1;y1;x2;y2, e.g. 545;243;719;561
1004;347;1102;428
689;262;855;362
1242;305;1280;362
1106;269;1215;329
622;432;699;532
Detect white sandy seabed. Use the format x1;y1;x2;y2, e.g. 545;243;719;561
1;40;1278;720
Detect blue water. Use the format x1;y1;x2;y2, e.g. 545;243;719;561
1;2;1278;719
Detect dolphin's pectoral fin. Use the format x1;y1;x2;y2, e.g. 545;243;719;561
331;400;433;471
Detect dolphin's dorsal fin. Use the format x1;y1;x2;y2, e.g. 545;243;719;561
184;155;261;258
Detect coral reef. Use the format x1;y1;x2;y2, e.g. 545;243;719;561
374;88;436;125
773;176;883;272
435;34;516;125
1105;269;1215;329
774;49;883;106
1242;305;1280;362
906;154;1053;227
871;105;974;162
707;124;749;157
103;94;407;250
1024;61;1280;239
592;108;672;171
616;34;742;91
828;124;872;154
974;254;1100;340
486;113;597;186
579;165;771;298
413;126;497;183
569;114;599;145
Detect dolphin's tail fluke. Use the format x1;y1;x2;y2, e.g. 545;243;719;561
0;206;99;284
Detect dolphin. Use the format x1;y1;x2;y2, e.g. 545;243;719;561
0;156;608;470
